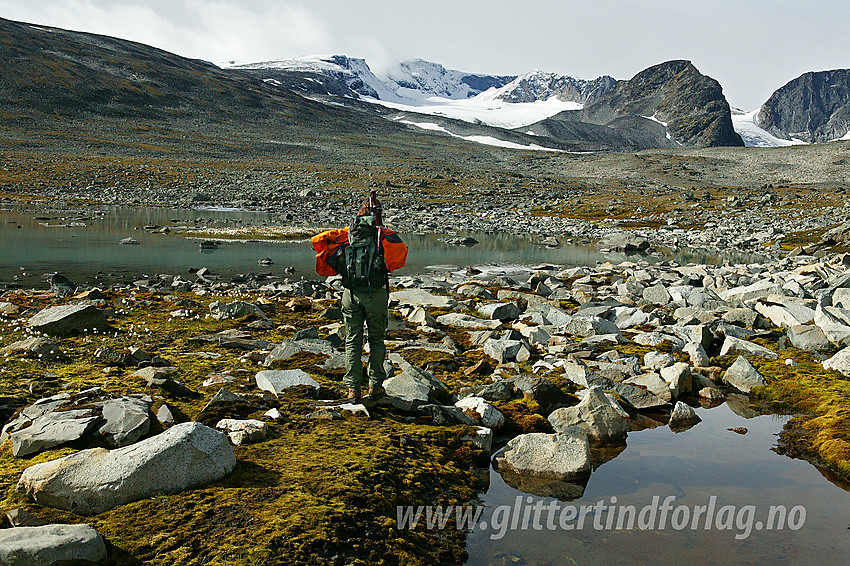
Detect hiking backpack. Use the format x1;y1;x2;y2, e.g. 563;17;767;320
328;215;388;290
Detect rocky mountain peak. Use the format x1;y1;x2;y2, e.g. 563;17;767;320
490;71;616;105
384;58;513;99
757;69;850;143
582;59;743;147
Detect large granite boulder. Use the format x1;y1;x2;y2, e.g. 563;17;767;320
547;386;628;444
27;305;109;336
17;422;236;515
493;429;591;481
0;524;107;565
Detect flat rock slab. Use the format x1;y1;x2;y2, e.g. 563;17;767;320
255;369;320;397
17;422;236;515
209;301;269;320
27;304;109;336
0;524;107;566
436;313;501;329
719;336;778;359
0;337;62;360
390;289;457;309
10;410;101;458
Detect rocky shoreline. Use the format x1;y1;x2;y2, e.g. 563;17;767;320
1;234;850;562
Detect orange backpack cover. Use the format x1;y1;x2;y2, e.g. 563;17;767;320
311;226;407;277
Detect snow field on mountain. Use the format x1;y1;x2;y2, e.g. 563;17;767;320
396;119;561;152
371;94;581;129
732;109;806;147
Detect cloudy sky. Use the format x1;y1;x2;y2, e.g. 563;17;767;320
2;0;848;109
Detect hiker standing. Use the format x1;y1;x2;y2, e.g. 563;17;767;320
311;191;407;402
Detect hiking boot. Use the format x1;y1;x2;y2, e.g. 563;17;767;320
347;387;361;403
366;385;386;400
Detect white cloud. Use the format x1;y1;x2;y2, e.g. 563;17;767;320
0;0;333;64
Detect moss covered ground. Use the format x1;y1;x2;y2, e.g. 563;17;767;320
703;332;850;481
748;347;850;479
0;289;488;565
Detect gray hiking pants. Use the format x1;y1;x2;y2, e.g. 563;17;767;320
341;287;388;389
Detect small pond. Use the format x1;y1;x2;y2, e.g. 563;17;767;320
0;205;754;285
466;402;850;565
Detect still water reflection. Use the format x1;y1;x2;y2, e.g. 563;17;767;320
466;403;850;565
0;205;754;284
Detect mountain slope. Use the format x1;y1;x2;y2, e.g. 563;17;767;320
226;55;400;101
757;69;850;143
0;18;393;137
526;60;743;148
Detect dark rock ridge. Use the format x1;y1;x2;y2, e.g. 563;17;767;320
525;60;744;149
231;55;386;100
758;69;850;143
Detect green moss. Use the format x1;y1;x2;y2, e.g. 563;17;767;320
495;398;552;435
753;348;850;479
0;290;487;565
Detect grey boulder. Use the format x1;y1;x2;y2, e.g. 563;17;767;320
547;386;628;444
723;356;767;393
98;397;150;447
493;429;591;481
17;422;236;515
255;369;320;397
478;302;521;321
669;401;702;430
719;336;778;359
788;324;831;352
0;524;107;566
27;305;109;336
823;347;850;377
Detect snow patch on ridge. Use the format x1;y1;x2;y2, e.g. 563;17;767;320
397;120;561;152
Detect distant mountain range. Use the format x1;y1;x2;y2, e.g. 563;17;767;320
4;16;850;154
228;54;850;149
